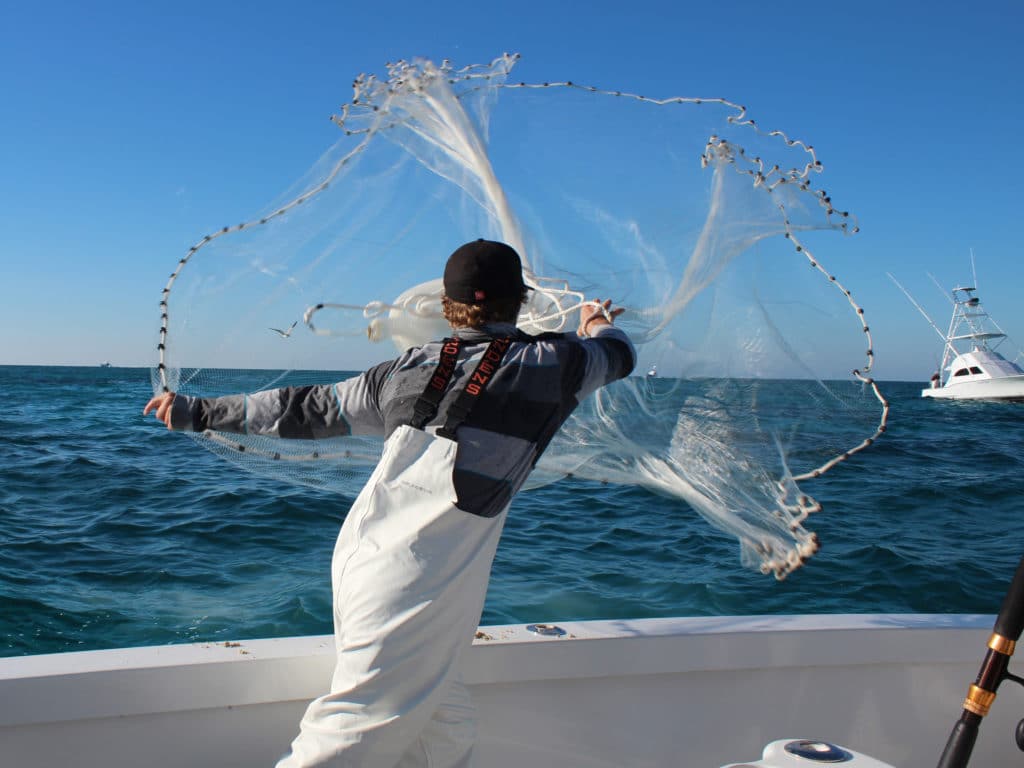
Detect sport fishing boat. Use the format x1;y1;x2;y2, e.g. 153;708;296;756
891;270;1024;401
3;558;1024;768
921;285;1024;401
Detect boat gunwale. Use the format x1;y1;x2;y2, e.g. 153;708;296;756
0;613;994;728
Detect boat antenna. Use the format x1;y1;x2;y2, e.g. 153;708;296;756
970;248;979;294
887;273;947;343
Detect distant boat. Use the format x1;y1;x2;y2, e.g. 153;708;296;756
891;269;1024;401
646;364;657;378
99;362;112;368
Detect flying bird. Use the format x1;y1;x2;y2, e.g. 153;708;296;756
270;321;298;338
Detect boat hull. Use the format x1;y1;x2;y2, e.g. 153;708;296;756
0;614;1018;768
922;374;1024;401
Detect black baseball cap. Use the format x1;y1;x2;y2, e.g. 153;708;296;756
443;239;526;304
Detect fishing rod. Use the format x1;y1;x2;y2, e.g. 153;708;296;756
936;553;1024;768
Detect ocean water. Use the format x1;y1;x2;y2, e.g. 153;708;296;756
2;364;1023;659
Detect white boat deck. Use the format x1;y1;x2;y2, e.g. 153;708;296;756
1;614;1018;767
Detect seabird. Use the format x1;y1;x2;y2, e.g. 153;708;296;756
270;321;298;338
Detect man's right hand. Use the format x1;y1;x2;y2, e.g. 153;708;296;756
577;298;624;338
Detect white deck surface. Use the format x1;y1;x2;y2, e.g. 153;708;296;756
1;614;1018;767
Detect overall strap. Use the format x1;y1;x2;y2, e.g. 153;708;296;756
409;337;462;430
437;336;512;441
408;336;513;439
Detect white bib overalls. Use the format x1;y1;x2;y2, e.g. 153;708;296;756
276;424;508;768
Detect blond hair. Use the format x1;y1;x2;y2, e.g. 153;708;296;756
441;289;528;329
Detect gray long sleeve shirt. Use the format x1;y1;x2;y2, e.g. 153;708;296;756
171;322;635;517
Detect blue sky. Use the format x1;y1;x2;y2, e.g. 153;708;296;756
1;0;1021;381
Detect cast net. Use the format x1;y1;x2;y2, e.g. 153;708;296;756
153;53;888;579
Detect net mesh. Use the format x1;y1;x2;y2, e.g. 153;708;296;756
153;53;888;579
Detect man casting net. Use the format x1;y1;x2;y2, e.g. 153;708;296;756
152;53;887;580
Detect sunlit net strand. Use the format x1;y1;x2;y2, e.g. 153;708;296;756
504;80;825;184
157;58;518;390
155;143;375;394
302;278;592;338
308;83;848;347
156;54;887;491
694;136;888;484
331;55;521;137
785;227;889;482
157;55;538;465
204;431;380;464
335;58;855;287
642;390;822;581
303;298;444;339
156;54;828;370
587;381;820;580
726;152;888;481
337;55;530;267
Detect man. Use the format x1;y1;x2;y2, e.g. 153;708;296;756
144;239;635;767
